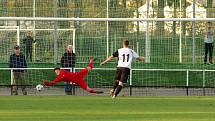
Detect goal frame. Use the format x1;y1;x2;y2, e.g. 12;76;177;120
0;26;20;45
0;27;76;63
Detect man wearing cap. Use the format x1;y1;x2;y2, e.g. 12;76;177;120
9;45;27;95
60;45;76;95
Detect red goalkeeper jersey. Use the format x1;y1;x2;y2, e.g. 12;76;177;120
46;69;88;86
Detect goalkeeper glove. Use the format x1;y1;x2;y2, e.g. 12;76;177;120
43;80;51;86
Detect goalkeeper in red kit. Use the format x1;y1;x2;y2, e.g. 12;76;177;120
43;58;103;94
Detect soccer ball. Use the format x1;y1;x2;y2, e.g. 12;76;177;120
36;84;44;91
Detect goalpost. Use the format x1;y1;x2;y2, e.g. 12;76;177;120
0;27;76;63
0;26;20;87
0;26;20;45
0;26;20;63
0;25;76;95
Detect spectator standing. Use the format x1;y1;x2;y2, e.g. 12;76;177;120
23;31;36;62
61;45;76;95
9;45;27;95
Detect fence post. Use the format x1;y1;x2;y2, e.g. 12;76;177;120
53;0;58;64
186;70;189;96
192;0;196;64
10;69;13;96
106;0;109;58
129;69;132;96
73;68;76;96
203;70;205;96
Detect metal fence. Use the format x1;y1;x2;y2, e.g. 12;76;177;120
0;67;215;96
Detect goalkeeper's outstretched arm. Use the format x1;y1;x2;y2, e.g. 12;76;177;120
100;55;113;65
43;75;63;86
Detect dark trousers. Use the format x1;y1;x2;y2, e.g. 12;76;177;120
26;47;32;62
12;72;27;95
204;43;213;63
64;68;74;95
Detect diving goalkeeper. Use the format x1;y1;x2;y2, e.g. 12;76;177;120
43;58;103;94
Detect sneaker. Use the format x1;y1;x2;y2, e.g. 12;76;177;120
112;95;116;99
12;91;18;95
23;91;27;95
110;89;114;97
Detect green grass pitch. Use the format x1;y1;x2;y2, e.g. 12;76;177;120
0;96;215;121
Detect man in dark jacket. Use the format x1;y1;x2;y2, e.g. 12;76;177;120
61;45;76;95
9;45;27;95
23;31;36;62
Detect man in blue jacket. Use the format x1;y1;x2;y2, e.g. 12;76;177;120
61;45;76;95
9;45;27;95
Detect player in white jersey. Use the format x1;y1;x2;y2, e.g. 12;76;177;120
101;40;144;99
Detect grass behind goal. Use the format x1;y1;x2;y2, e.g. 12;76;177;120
0;96;214;121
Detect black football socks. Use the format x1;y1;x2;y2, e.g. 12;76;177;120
114;85;122;97
113;81;119;91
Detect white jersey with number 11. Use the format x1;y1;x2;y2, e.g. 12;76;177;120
113;48;139;69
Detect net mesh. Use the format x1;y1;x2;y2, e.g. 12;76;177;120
0;0;215;96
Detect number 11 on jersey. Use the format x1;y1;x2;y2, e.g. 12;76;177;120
122;54;129;62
